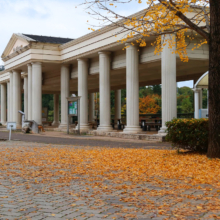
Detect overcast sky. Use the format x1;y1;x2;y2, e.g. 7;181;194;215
0;0;193;88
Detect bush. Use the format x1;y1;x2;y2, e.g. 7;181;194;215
165;118;208;152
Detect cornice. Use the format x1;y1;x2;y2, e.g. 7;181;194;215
0;59;62;77
0;69;8;75
62;35;141;64
59;4;208;51
2;45;31;62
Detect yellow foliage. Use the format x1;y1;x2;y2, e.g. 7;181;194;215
1;144;220;218
108;1;210;62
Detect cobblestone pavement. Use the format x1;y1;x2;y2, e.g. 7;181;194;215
0;141;219;220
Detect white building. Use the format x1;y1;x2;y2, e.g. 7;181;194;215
0;9;209;133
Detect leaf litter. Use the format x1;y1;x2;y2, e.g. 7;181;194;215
0;144;220;219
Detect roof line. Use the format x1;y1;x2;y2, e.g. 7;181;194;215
194;71;209;88
16;33;36;42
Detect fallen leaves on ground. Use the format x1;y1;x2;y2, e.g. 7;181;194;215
1;145;220;219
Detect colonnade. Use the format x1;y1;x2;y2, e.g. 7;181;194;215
0;34;177;133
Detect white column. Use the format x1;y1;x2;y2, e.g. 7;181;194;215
13;70;22;127
199;89;203;109
123;44;141;133
77;59;90;130
1;83;7;125
193;88;201;119
23;75;28;120
27;64;32;120
52;94;60;126
7;81;10;122
32;62;42;125
159;34;177;133
97;51;113;131
89;93;95;122
9;72;13;121
114;90;121;127
59;65;69;128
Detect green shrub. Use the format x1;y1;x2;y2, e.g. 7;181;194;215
165;118;208;152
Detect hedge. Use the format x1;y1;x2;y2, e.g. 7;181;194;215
165;118;208;151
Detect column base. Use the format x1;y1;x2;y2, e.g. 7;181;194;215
76;124;90;132
59;123;68;129
52;121;60;126
123;126;142;134
1;121;7;126
16;124;22;129
158;126;167;134
97;125;113;131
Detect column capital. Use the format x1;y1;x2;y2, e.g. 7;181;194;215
125;42;138;48
12;69;21;74
192;88;202;93
162;33;176;40
31;62;42;66
61;64;69;68
27;63;32;67
21;72;28;78
77;58;88;62
98;51;111;55
21;75;28;79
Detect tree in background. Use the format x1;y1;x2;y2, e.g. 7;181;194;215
42;94;53;111
139;95;161;114
121;89;126;114
181;97;194;113
139;85;161;98
121;98;126;115
202;89;208;109
177;86;194;113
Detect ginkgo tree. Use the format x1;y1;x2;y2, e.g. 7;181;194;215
82;0;220;158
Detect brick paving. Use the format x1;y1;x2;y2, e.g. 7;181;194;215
0;141;219;220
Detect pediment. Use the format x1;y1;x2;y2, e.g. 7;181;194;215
1;34;30;58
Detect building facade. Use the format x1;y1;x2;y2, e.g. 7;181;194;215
0;9;209;132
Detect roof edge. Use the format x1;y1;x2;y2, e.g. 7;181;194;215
194;71;209;88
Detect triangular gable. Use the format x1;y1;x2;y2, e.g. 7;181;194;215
1;33;34;58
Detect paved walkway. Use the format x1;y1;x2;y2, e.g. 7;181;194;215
0;130;171;149
0;135;219;220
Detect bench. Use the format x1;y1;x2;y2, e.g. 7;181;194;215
42;121;52;126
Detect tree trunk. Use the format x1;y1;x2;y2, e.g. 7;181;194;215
207;0;220;158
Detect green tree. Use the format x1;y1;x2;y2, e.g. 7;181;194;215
181;97;193;113
203;89;208;109
42;94;53;111
153;85;161;95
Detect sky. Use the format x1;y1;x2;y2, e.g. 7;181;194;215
0;0;193;88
